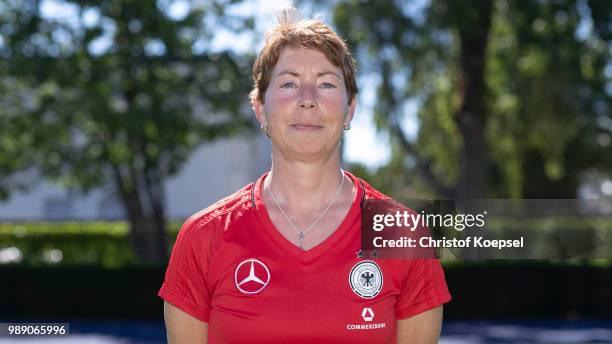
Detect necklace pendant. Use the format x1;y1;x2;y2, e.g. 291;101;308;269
266;169;346;252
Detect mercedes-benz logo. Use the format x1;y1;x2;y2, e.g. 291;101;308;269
234;258;271;294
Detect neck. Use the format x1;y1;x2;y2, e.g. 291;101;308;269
266;147;346;211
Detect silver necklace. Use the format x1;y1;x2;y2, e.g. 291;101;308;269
266;170;346;249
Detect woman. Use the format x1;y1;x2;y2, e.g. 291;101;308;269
159;8;451;343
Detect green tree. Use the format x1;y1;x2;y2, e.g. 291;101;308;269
334;0;611;199
0;0;255;262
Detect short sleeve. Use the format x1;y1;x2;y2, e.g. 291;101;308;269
395;259;452;319
158;217;213;323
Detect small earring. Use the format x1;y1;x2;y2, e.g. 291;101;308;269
261;122;270;137
343;123;351;131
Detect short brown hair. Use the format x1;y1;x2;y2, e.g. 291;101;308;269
250;8;358;104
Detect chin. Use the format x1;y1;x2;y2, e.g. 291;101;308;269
290;142;341;160
291;146;327;157
277;135;341;159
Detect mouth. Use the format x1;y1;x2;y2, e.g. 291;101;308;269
290;123;324;130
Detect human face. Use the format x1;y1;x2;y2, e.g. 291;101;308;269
253;47;356;161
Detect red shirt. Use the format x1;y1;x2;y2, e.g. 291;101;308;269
159;172;451;343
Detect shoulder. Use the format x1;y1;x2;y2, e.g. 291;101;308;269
176;182;255;243
350;174;392;201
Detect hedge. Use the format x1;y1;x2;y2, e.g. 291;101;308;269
0;219;610;267
0;221;181;267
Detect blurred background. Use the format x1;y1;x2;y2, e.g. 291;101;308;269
0;0;611;343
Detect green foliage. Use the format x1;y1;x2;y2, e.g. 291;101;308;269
0;221;181;267
0;0;257;262
335;0;611;198
484;0;610;198
0;0;254;196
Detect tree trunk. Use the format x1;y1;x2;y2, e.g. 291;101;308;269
111;162;166;264
143;166;169;262
453;1;493;200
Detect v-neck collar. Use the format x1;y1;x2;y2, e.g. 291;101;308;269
252;170;364;262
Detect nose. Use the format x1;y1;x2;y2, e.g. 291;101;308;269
298;83;316;109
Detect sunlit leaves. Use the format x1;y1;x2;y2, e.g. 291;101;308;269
335;0;611;198
0;0;254;200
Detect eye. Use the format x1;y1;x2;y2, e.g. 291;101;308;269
281;82;297;89
320;82;336;89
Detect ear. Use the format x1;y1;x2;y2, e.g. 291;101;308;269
252;97;266;126
344;97;357;126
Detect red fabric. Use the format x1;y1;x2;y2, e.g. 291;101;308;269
159;172;451;343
